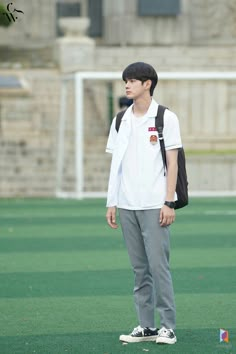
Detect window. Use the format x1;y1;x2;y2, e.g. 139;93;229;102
56;0;103;38
57;1;81;17
0;75;29;96
56;1;81;36
88;0;103;37
138;0;180;16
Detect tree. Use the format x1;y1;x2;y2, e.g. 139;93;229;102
0;2;13;27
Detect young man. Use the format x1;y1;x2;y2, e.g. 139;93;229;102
105;62;182;345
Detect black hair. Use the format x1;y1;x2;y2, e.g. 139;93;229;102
122;62;158;96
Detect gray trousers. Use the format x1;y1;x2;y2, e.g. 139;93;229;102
119;208;176;329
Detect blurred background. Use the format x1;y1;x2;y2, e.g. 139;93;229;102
0;0;236;198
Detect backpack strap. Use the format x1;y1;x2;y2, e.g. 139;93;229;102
155;105;168;174
115;109;127;132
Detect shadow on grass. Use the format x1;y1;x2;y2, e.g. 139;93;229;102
0;329;234;354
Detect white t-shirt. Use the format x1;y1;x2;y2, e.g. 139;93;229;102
106;100;182;210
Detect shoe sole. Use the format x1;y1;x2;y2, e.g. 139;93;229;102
156;337;177;345
120;335;157;343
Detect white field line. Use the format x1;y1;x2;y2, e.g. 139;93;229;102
56;191;236;199
204;210;236;215
2;210;235;218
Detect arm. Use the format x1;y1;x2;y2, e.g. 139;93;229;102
159;149;178;227
105;117;119;229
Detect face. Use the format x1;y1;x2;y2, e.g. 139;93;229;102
125;79;151;100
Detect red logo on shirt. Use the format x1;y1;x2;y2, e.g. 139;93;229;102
150;135;158;145
148;127;157;131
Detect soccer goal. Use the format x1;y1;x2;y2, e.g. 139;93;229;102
56;71;236;199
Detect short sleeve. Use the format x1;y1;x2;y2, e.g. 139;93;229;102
163;110;182;150
106;117;118;154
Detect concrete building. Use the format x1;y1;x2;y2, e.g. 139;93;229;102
0;0;236;197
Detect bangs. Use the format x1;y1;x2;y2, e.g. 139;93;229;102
122;62;157;82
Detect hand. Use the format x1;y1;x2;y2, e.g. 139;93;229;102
106;206;118;229
159;205;175;227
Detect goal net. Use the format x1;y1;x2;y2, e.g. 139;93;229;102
56;71;236;199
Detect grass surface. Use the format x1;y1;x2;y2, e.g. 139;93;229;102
0;197;235;353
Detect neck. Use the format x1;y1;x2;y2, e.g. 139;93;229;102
133;96;152;117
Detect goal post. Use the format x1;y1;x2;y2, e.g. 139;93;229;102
75;72;122;199
56;72;122;199
56;71;236;199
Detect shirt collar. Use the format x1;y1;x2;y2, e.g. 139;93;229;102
121;98;158;121
146;98;158;118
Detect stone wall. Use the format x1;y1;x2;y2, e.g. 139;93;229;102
1;0;236;50
0;0;56;48
0;70;60;196
94;46;236;71
190;0;236;45
187;155;236;192
103;0;236;46
1;0;236;197
102;0;190;46
1;41;236;196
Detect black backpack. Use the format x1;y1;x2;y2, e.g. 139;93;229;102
115;105;189;209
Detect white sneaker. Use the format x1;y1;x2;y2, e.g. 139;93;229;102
119;325;158;343
156;327;177;344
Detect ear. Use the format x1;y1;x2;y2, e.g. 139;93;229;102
144;79;152;91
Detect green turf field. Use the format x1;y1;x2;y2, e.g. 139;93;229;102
0;197;235;354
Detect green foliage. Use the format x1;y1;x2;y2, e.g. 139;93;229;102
0;2;12;27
